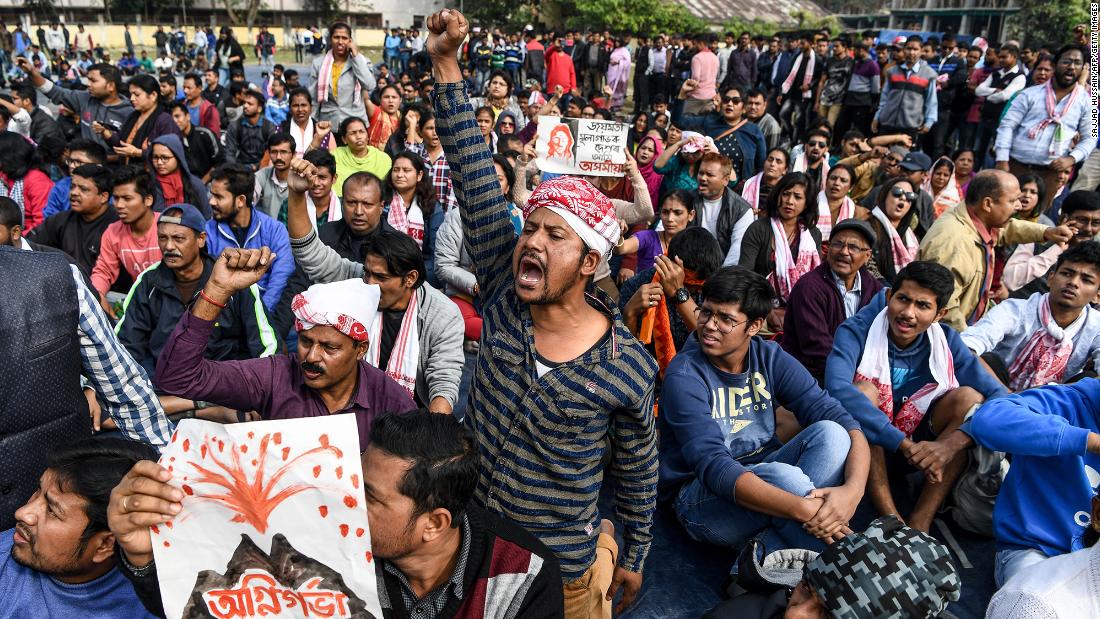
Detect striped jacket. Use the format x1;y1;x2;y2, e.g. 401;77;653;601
433;81;660;581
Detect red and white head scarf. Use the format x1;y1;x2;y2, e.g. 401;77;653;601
292;279;380;342
523;176;621;256
871;207;919;272
768;217;821;302
816;190;855;242
855;307;959;437
1006;294;1087;391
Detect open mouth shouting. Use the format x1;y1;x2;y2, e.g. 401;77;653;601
516;254;546;290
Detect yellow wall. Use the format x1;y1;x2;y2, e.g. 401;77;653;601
32;24;386;52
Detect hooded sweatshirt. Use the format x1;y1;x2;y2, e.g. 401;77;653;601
147;134;211;219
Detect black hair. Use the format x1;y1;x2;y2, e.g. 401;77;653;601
361;228;427;288
73;163;113;195
390;148;436;209
182;72;202;87
766;147;791;169
229;81;248;99
491;153;516;202
111;164;154;198
487;68;514;96
88;62;123;94
65;138;105;166
368;409;477;528
304;148;337;176
289;86;312;105
1054;43;1090;67
720;84;748;100
166;100;189;118
241;89;266;108
1055;240;1100;272
210;163;256;210
841;129;865;142
668;227;723;280
338;115;368;140
328;21;352;38
700;266;775;322
12;83;36;106
828;163;856;185
498;134;524;155
966;171;1006;208
1001;43;1020;58
765;172;817;229
892;261;954;309
0;131;35;178
1016;173;1047;219
273;63;284;72
266;131;296;152
48;437;159;542
128;73;163;109
284;68;299;80
1061;190;1100;217
0;196;21;227
806;128;831;144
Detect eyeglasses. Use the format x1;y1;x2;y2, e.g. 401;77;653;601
500;120;515;126
890;185;917;202
66;158;92;168
807;140;828;148
828;240;870;254
885;157;902;166
151;155;174;163
1069;214;1100;228
694;306;748;334
1057;57;1086;67
722;96;742;105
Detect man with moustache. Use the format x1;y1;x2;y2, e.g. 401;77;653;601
154;192;414;450
114;203;277;378
425;10;658;618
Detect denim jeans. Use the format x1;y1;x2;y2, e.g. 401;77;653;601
674;420;851;560
219;66;230;87
994;548;1048;588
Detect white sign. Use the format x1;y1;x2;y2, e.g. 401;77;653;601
150;415;382;619
535;115;629;177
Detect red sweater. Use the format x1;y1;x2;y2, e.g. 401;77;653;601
545;48;576;94
2;169;53;231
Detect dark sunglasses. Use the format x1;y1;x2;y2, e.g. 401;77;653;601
807;140;828;148
722;96;742;105
890;185;917;202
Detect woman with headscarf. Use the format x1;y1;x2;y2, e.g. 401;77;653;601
96;74;181;165
606;38;632;111
0;132;52;230
494;110;518;141
634;134;664;207
922;156;963;219
147;134;211;219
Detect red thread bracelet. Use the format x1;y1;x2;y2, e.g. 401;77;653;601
199;290;227;309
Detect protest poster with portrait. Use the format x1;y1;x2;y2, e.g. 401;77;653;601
150;415;382;619
535;115;629;177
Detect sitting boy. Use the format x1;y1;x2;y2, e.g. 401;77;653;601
825;261;1007;532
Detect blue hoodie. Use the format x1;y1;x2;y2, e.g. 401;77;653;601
825;289;1008;451
971;381;1100;556
147;134;211;220
205;210;293;312
658;335;860;503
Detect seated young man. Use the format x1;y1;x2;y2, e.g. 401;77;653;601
659;266;870;559
782;219;885;381
1;437;160;618
1005;190;1100;299
109;409;565;617
825;261;1008;532
970;382;1100;588
964;241;1100;390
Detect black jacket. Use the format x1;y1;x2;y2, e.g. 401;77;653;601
26;206;119;277
114;255;277;379
29;106;64;145
690;189;754;259
0;248;87;530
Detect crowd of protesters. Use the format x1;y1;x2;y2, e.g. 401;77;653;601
0;8;1099;619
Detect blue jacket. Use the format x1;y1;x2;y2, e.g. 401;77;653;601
824;289;1007;451
971;381;1100;556
658;335;860;503
42;176;71;219
204;209;293;311
670;108;767;182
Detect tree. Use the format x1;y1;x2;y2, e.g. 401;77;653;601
1006;0;1088;47
565;0;705;33
25;0;58;22
224;0;265;29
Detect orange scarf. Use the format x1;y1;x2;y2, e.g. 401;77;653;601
639;270;706;377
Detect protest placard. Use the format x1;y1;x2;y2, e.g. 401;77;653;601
150;415;381;619
535;115;629;177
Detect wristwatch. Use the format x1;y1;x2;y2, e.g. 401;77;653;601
671;287;690;305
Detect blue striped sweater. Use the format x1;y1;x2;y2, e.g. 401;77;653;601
432;81;659;581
